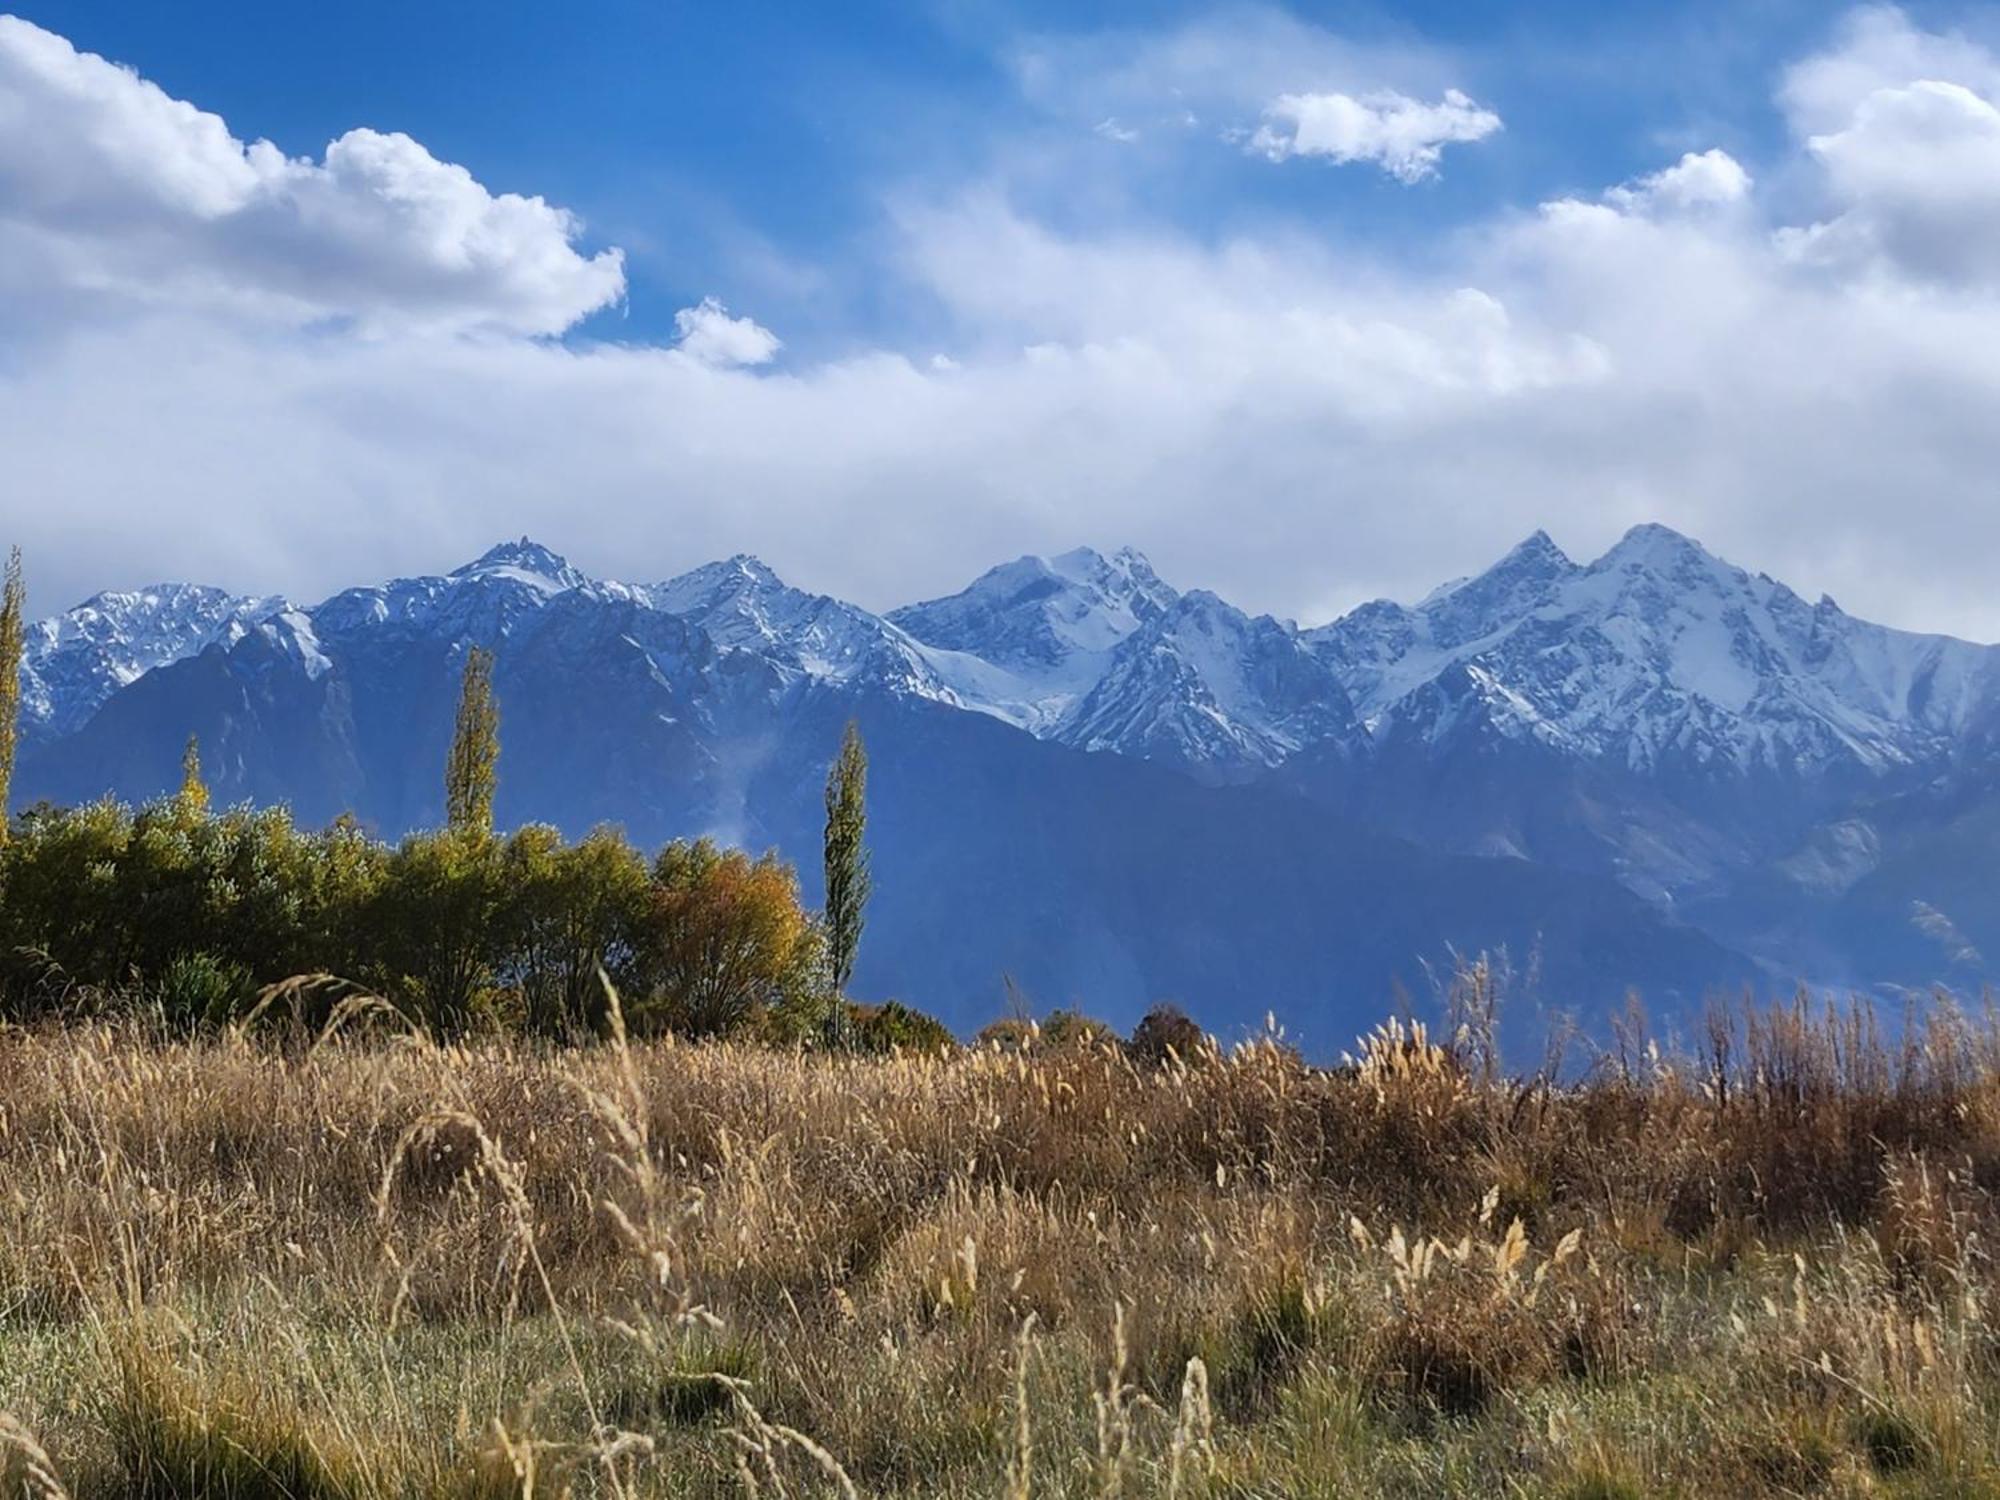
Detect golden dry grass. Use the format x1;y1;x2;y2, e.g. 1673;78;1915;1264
4;997;2000;1497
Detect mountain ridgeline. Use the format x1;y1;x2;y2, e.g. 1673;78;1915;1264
19;528;2000;1043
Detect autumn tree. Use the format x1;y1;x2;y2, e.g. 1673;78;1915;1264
0;547;23;842
640;838;819;1038
178;734;209;820
500;823;650;1036
821;719;871;1040
444;645;499;835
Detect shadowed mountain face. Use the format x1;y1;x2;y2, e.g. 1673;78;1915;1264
20;526;2000;1040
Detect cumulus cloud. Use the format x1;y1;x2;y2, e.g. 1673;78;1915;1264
18;6;2000;654
1778;4;2000;135
1774;7;2000;288
1248;88;1501;181
1605;149;1752;214
673;298;782;367
1793;80;2000;284
0;15;623;335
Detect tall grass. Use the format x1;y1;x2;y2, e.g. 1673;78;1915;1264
6;989;2000;1495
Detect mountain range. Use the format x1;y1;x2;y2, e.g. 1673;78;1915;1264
17;526;2000;1047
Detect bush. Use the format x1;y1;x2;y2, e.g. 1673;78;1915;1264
156;952;252;1032
0;800;826;1046
974;1016;1036;1052
497;823;650;1037
844;1000;955;1055
1128;1003;1205;1066
635;839;822;1039
1037;1009;1115;1050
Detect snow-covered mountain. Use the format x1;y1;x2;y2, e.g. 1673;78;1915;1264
15;537;1762;1038
889;546;1176;731
1060;590;1362;779
27;527;2000;798
888;546;1369;778
20;524;2000;1011
1309;523;2000;780
647;552;955;705
310;539;637;643
22;583;280;742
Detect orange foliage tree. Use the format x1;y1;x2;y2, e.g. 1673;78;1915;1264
636;838;823;1038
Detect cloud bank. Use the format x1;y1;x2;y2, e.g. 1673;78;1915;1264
9;7;2000;650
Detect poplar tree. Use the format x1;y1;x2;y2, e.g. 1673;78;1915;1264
444;645;499;835
821;718;871;1038
178;734;209;819
0;548;23;843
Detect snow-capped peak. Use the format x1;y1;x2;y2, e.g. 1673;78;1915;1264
1311;524;2000;776
886;546;1179;732
450;538;587;593
1599;521;1713;570
649;554;787;617
891;545;1177;667
1059;589;1361;778
22;583;281;739
310;538;631;645
30;529;2000;805
650;553;950;699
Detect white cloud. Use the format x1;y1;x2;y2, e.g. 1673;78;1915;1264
1248;88;1501;181
0;15;623;335
1769;6;2000;287
1778;4;2000;136
1791;79;2000;285
673;297;782;367
1605;149;1752;214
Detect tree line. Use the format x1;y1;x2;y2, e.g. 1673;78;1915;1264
0;556;945;1047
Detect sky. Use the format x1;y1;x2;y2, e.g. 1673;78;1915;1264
7;2;2000;637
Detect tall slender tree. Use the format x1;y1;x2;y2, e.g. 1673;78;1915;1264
444;645;499;835
178;734;209;820
0;548;23;843
821;718;871;1040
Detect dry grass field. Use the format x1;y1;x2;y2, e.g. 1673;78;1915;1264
5;992;2000;1498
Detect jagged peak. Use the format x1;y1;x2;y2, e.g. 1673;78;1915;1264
1408;527;1577;617
29;584;281;656
453;537;582;586
1053;544;1169;589
65;581;238;610
1161;587;1252;624
1461;528;1576;587
1502;528;1572;569
1594;522;1718;571
932;545;1168;603
655;553;793;604
979;552;1061;586
1048;545;1109;577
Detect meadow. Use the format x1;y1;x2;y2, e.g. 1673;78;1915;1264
5;987;2000;1498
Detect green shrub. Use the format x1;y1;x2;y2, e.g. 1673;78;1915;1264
845;999;955;1054
1037;1009;1115;1050
0;801;826;1047
975;1016;1036;1051
156;952;252;1032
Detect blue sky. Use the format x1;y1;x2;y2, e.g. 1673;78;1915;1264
8;2;2000;638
